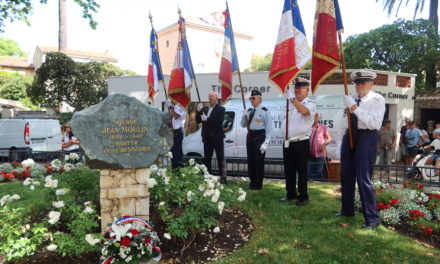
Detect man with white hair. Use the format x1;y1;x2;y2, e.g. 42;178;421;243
335;70;385;229
196;91;227;183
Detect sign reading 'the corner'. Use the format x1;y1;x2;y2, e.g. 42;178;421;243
71;94;173;169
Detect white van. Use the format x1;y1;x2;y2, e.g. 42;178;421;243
0;119;63;160
183;95;345;160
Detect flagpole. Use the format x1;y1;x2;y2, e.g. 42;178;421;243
148;12;168;101
338;31;354;150
178;8;201;103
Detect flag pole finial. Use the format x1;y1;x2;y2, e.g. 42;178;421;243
177;6;182;17
148;11;153;24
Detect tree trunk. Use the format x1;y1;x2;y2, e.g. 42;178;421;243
58;0;67;52
429;0;439;33
425;0;439;89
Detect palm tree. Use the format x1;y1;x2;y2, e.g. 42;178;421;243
377;0;439;89
58;0;67;52
376;0;438;32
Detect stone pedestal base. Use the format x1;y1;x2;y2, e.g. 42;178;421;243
99;168;150;231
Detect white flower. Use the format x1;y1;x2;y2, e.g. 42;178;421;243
203;189;214;197
47;244;58;251
192;167;200;174
56;189;67;196
30;185;35;190
83;207;94;214
163;233;171;240
84;201;92;206
213;227;220;233
11;194;20;200
21;158;35;168
50;159;62;169
164;152;173;158
218;201;225;215
187;191;193;202
64;155;70;161
198;185;205;192
238;193;246;202
64;163;75;172
53;201;65;208
0;194;20;206
189;159;195;166
147;178;158;188
69;152;80;161
150;165;158;172
110;222;132;241
85;234;100;246
159;201;165;206
200;164;208;172
48;211;61;225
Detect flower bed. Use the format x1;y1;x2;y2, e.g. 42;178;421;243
355;181;440;247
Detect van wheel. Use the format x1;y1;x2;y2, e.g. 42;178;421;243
186;152;202;158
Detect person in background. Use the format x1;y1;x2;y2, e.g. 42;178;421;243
196;91;227;184
335;70;385;229
241;90;273;190
405;121;423;166
423;129;440;176
62;123;80;155
166;100;186;169
377;120;396;167
415;123;430;145
308;112;332;179
280;77;316;206
399;118;410;163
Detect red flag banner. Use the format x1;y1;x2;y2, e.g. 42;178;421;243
311;0;341;94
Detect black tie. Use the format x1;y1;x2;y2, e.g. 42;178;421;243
356;98;361;106
349;98;360;145
249;109;255;124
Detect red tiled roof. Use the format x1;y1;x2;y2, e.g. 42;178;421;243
37;46;118;63
0;56;33;68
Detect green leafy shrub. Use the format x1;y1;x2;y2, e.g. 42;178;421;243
58;169;99;204
149;160;246;254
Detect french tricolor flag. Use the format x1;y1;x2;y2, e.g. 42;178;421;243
219;3;239;104
168;17;195;108
147;27;164;103
269;0;311;95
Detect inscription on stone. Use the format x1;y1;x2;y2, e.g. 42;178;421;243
71;94;173;169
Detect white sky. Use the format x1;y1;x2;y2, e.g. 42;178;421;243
1;0;431;75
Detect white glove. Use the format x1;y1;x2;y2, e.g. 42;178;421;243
197;103;203;111
242;109;249;117
285;88;295;100
344;95;356;109
201;113;208;121
260;142;268;154
166;100;173;108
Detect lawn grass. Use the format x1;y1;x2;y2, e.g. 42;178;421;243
1;180;439;264
216;181;440;264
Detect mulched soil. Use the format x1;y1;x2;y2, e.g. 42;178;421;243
4;207;253;264
392;224;440;250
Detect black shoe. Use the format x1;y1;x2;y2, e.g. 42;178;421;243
296;199;310;206
220;178;227;184
362;222;380;229
334;212;355;217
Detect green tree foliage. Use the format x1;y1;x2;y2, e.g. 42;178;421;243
0;0;100;32
344;19;439;89
245;53;273;72
0;72;32;100
28;52;135;111
0;37;27;56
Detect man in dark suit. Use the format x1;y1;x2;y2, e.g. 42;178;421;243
196;91;227;183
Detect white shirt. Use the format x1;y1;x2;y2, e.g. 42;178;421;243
207;105;214;117
429;139;440;150
281;97;316;138
341;91;385;130
63;132;79;151
172;104;186;129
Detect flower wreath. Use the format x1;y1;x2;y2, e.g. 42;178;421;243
99;216;161;264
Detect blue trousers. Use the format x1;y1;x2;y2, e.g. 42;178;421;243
307;157;325;179
340;130;380;224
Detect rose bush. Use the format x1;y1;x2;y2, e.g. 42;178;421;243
149;159;246;255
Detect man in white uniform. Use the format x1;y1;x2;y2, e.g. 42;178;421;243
166;101;186;169
281;77;316;206
335;70;385;229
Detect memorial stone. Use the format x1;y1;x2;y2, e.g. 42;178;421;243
70;94;173;230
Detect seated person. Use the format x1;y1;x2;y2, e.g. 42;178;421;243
424;129;440;175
